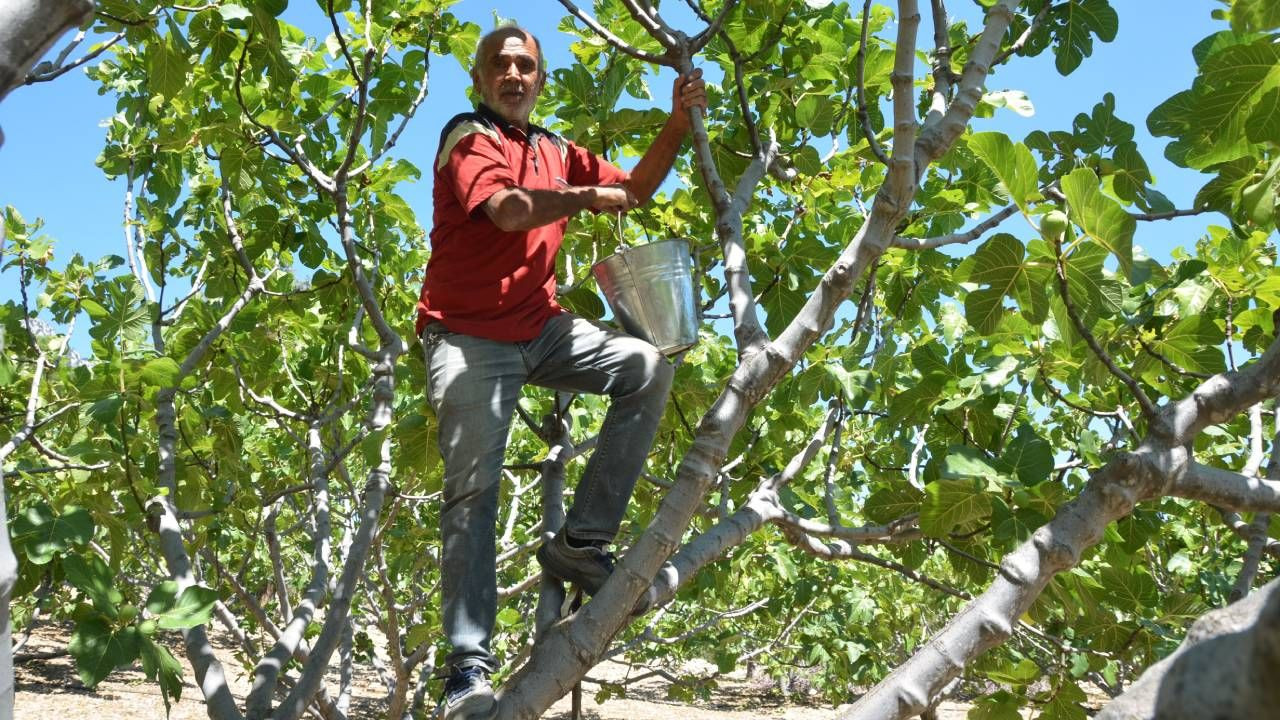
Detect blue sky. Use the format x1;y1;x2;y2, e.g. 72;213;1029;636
0;1;1223;336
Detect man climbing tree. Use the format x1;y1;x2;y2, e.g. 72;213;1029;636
414;23;707;720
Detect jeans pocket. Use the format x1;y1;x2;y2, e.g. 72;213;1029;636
421;329;450;410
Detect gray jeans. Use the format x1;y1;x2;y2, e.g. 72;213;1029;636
421;312;674;672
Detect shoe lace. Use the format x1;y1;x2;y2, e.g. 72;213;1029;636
444;667;490;703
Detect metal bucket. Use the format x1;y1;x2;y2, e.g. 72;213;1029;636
592;238;699;356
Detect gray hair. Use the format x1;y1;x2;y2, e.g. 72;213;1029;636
472;21;546;74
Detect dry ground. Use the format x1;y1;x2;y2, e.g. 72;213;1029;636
14;624;996;719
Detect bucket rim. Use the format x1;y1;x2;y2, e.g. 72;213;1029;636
590;237;691;273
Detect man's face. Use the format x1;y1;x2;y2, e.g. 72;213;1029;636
472;30;544;128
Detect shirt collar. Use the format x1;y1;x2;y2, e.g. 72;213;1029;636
477;103;549;144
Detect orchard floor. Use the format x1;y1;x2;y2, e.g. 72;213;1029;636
14;625;996;720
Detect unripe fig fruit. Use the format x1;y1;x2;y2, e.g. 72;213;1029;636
139;620;159;637
1040;210;1070;240
118;606;139;624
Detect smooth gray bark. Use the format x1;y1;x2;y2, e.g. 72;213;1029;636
0;0;91;97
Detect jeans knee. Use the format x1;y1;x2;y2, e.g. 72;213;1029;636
623;345;673;401
649;351;674;395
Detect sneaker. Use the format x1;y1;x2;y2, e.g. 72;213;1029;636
536;531;653;615
441;665;494;720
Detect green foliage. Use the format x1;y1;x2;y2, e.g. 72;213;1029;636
145;582;219;630
1060;167;1135;276
69;618;141;688
968;133;1040;214
1150;37;1280;169
6;1;1280;716
11;503;93;565
1049;0;1119;75
960;233;1051;334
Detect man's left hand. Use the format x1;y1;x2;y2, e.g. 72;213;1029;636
669;69;707;133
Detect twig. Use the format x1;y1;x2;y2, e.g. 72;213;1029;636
557;0;669;65
856;0;891;166
992;1;1051;66
1130;206;1210;222
1038;368;1121;419
619;0;678;47
1136;335;1213;380
892;202;1019;250
327;0;362;83
822;400;846;526
25;32;125;84
233;33;335;193
348;32;433;176
1052;238;1157;420
908;424;929;490
773;509;921;544
724;37;762;156
611;598;767;659
784;529;969;599
923;0;958;128
933;537;1000;571
689;0;741;53
161;253;209;321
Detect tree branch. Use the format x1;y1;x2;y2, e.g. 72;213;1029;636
992;1;1051;66
923;0;957;128
1096;576;1280;719
619;0;678;49
1130;206;1211;222
914;0;1019;169
0;0;93;102
892;202;1019;250
689;0;740;53
856;0;891;166
844;334;1280;719
557;0;670;65
1053;237;1158;420
1136;335;1213;381
1171;463;1280;514
24;31;125;85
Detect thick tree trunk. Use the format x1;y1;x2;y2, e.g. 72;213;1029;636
1097;577;1280;719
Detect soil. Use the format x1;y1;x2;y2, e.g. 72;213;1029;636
14;625;992;719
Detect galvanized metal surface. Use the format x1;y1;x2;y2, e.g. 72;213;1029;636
592;239;699;356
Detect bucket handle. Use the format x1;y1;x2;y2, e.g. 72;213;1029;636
613;211;632;249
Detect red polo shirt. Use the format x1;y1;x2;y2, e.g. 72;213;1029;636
415;104;629;341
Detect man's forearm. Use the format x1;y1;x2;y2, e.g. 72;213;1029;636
624;117;688;205
484;186;598;232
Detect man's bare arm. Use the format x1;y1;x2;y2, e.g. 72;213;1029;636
623;70;708;206
482;184;634;232
482;70;705;230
